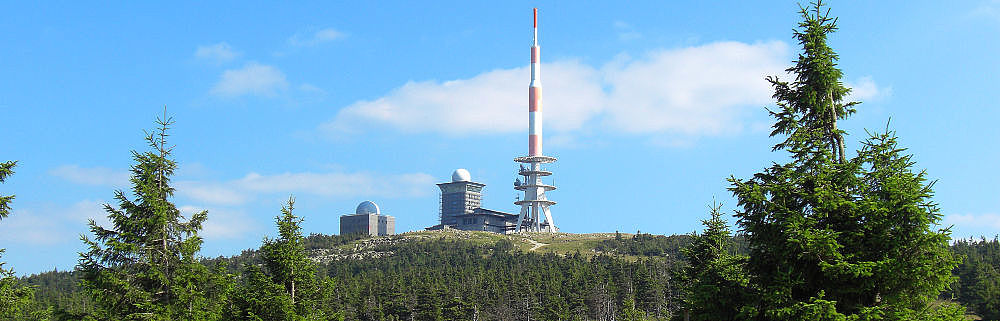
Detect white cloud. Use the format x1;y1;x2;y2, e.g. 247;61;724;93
972;0;1000;22
0;200;108;245
65;199;110;226
298;83;327;95
944;213;1000;235
50;165;129;187
0;209;63;245
323;40;792;138
195;42;240;64
613;21;642;41
603;41;788;135
324;60;603;136
176;170;434;206
289;28;346;47
175;182;248;206
210;62;289;98
845;76;892;102
179;205;256;240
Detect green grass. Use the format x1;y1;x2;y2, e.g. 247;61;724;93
330;229;647;260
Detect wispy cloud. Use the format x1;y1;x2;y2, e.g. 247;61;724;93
50;165;129;187
175;181;248;206
603;41;788;135
971;0;1000;22
195;42;240;64
179;205;256;240
613;21;642;41
210;62;289;98
176;170;435;206
845;76;892;102
322;40;809;140
944;213;1000;238
0;200;107;245
323;60;604;136
289;28;346;47
0;209;63;245
65;199;110;227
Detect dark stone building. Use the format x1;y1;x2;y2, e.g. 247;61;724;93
426;169;519;234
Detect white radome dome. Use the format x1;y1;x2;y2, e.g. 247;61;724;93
356;200;380;215
452;168;472;182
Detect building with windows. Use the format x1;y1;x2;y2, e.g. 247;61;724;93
426;169;520;234
340;200;395;236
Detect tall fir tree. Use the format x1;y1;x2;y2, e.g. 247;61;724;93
1;161;37;319
678;202;750;321
228;196;331;321
225;265;296;321
77;110;215;320
729;1;964;320
260;196;322;317
0;160;15;221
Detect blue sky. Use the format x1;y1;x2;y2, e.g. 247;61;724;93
2;1;999;275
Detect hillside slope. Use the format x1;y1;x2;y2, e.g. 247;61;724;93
305;229;692;263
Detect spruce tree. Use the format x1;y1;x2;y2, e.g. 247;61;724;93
0;161;36;319
0;160;15;221
620;297;646;321
729;1;964;319
77;111;213;320
228;196;330;321
678;201;750;321
260;196;321;317
225;265;296;321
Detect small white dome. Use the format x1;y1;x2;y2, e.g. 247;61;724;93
452;168;472;182
356;200;380;215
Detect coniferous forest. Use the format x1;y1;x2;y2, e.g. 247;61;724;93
2;2;1000;320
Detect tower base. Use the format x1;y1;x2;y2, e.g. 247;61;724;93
514;155;557;233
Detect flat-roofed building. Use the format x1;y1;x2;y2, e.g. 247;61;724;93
340;200;395;236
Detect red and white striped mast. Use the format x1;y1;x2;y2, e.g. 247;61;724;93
529;8;542;157
515;8;557;233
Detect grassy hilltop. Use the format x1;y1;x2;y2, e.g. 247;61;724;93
304;229;694;264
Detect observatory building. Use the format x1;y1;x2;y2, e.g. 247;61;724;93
426;169;520;234
340;200;395;236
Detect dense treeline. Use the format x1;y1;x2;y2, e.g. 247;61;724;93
2;160;37;319
594;232;693;257
15;233;1000;320
322;238;679;320
946;237;1000;320
20;234;684;320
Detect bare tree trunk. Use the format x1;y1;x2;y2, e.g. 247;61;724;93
159;107;171;305
291;266;296;305
828;90;846;163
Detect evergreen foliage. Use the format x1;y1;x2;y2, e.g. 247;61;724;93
595;233;693;257
0;254;36;320
1;161;38;320
317;237;680;321
261;197;320;313
729;1;964;319
76;111;220;320
947;237;1000;320
0;160;15;221
226;196;337;321
226;265;296;321
14;231;1000;320
677;202;750;321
